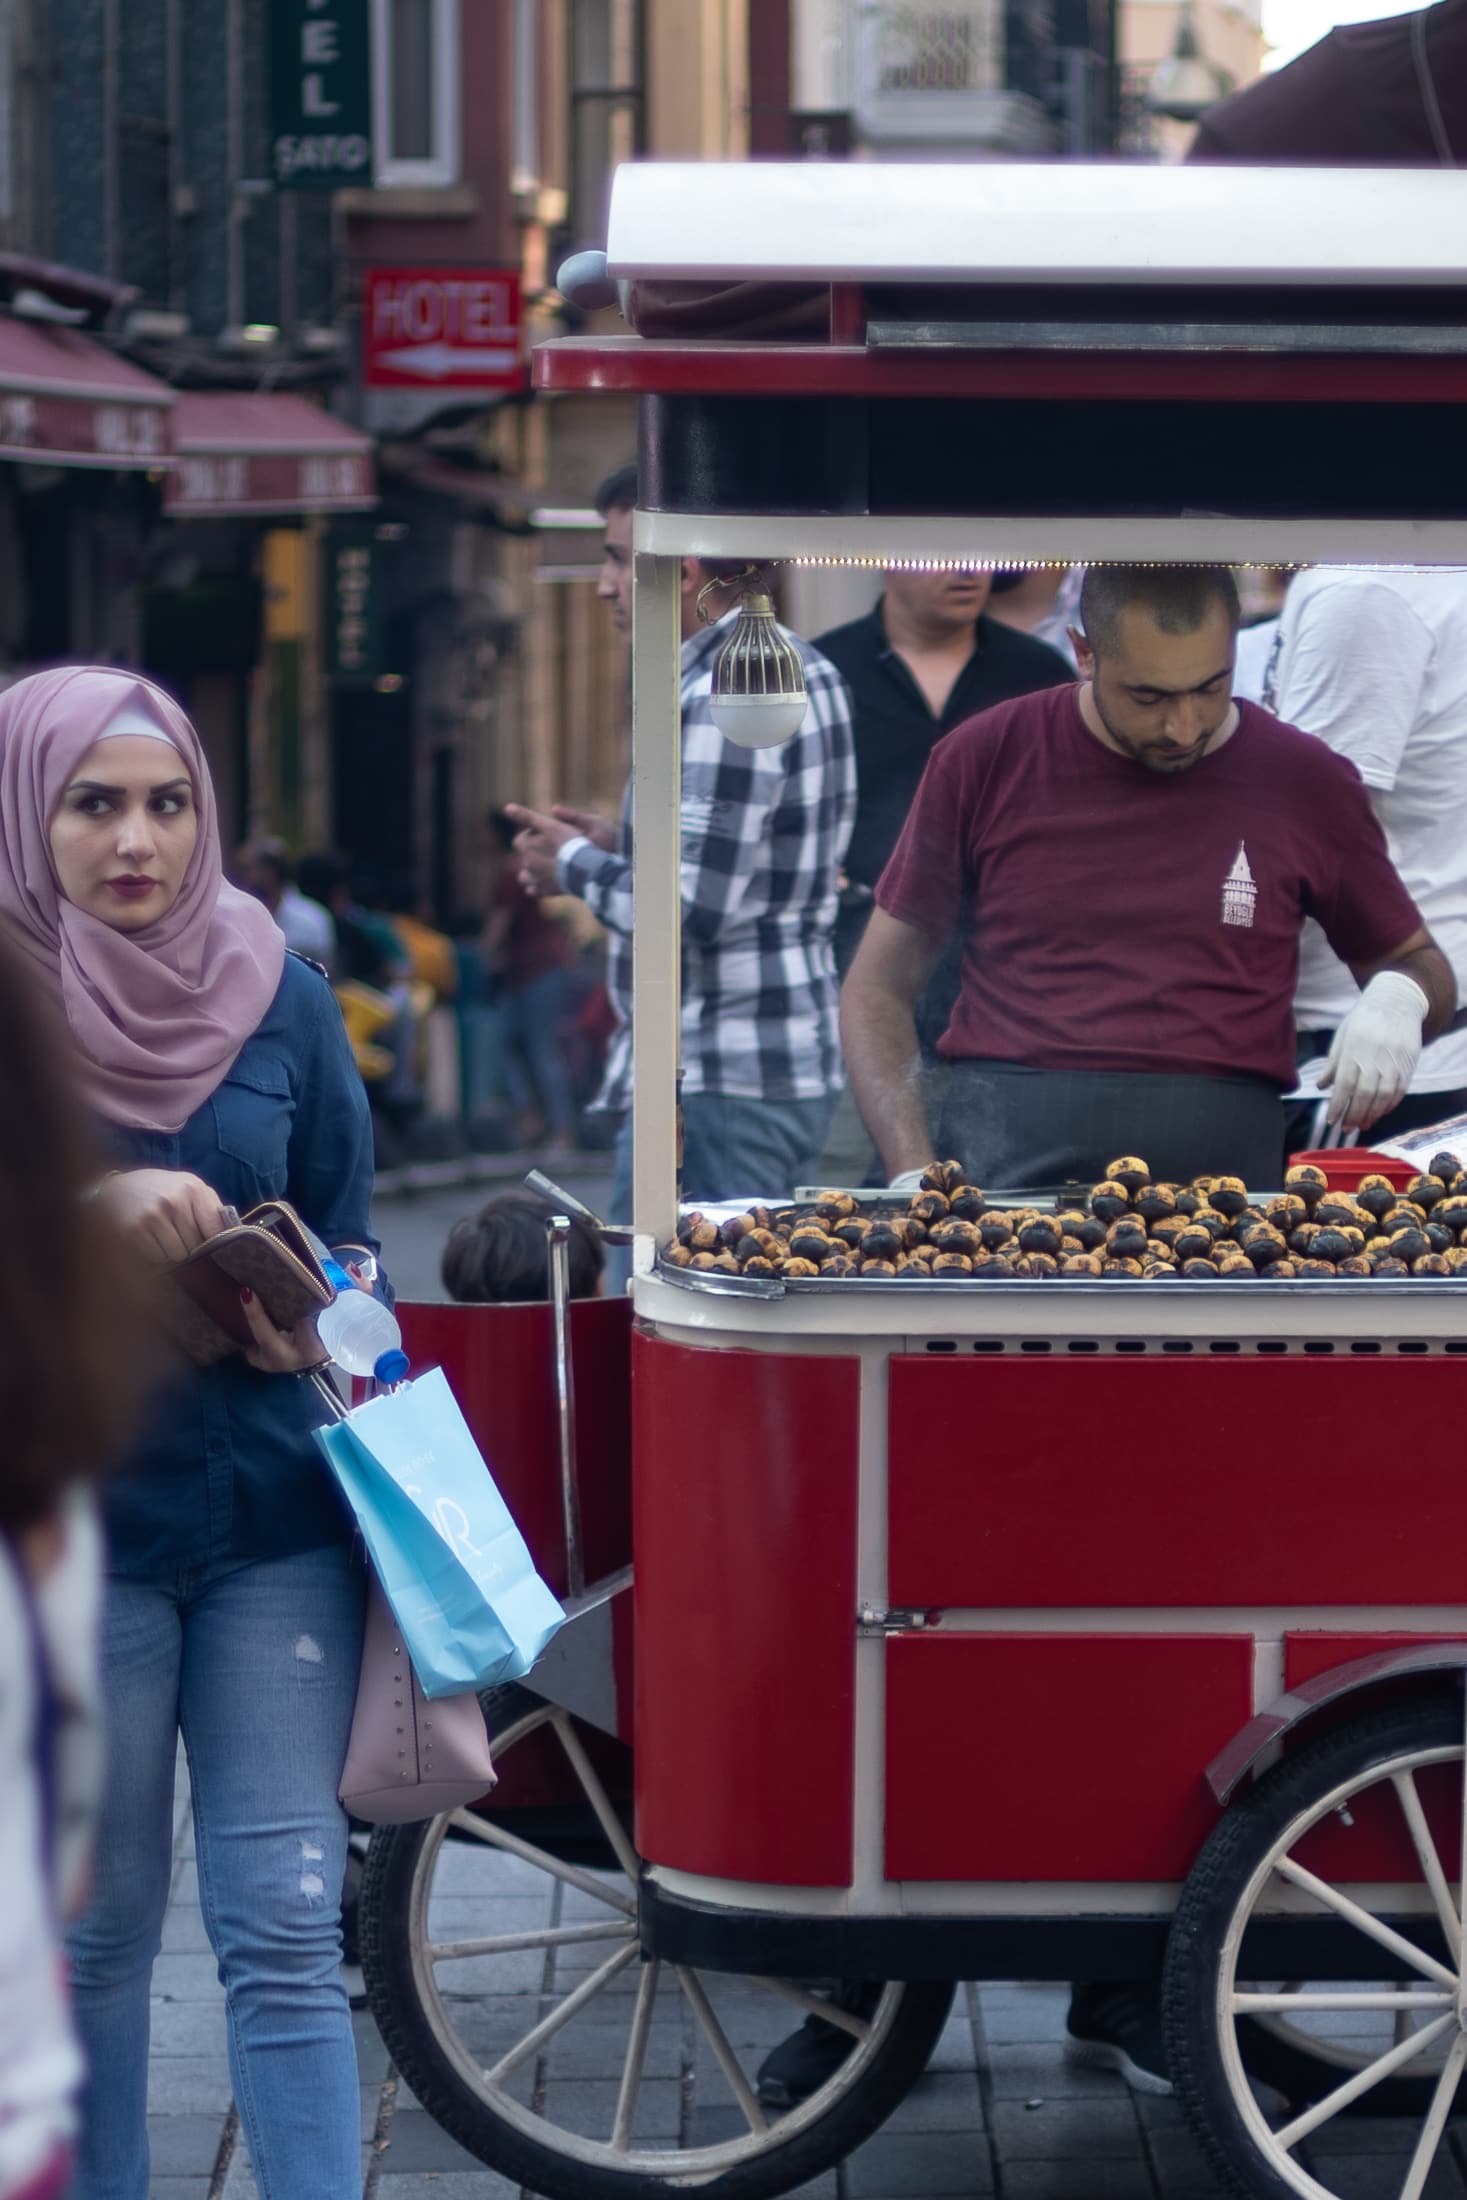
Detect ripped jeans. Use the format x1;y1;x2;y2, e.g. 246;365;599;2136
67;1545;365;2200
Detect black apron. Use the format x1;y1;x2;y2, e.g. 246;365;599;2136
935;1060;1286;1191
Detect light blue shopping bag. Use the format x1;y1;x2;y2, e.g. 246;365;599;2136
314;1365;565;1699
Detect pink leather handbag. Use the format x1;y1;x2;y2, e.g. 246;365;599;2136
339;1573;497;1825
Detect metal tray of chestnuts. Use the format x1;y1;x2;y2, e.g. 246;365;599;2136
654;1153;1467;1296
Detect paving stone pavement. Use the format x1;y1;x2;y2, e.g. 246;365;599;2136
142;1756;1467;2200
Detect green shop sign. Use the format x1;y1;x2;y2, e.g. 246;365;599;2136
269;0;374;189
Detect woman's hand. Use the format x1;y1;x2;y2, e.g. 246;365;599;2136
97;1168;228;1262
238;1289;331;1374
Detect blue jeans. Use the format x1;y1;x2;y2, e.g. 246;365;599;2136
606;1089;838;1289
67;1546;365;2200
501;969;576;1138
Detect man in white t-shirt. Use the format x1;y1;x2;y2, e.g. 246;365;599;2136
1269;566;1467;1150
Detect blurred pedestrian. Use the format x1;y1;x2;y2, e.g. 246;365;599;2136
984;565;1083;667
0;668;382;2200
506;462;856;1255
483;809;578;1153
231;837;336;969
0;935;140;2200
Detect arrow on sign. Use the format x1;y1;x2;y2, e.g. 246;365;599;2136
376;344;519;379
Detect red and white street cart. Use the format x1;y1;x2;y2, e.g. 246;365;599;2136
358;162;1467;2200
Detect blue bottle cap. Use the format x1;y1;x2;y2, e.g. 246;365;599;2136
374;1349;410;1387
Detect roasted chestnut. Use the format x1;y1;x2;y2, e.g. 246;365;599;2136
683;1216;722;1252
908;1190;950;1224
863;1223;904;1263
1289;1222;1321;1256
1428;1223;1455;1254
1284;1164;1328;1209
1192;1207;1231;1241
858;1257;898;1276
1369;1253;1410;1276
1150;1215;1191;1248
1413;1253;1452;1276
1430;1151;1463;1185
1070;1214;1108;1251
739;1256;778;1277
1106;1217;1149;1260
1214;1251;1254;1276
1240;1224;1289;1268
1101;1256;1143;1277
1337;1256;1374;1276
1174;1185;1202;1215
1314;1197;1365;1231
1090;1180;1130;1221
1407;1173;1447;1212
1179;1257;1218;1278
1295;1258;1336;1278
1382;1202;1428;1233
1210;1176;1249;1217
1106;1155;1151;1194
1135;1183;1178;1223
1311;1228;1352;1263
1265;1195;1309;1236
1387;1225;1431;1264
1355;1175;1400;1220
972;1252;1015;1278
662;1242;694;1267
1435;1198;1467;1238
921;1159;965;1194
1017;1216;1063;1257
819;1252;856;1276
977;1213;1016;1250
931;1251;973;1275
1174;1224;1215;1262
780;1257;820;1278
1141;1258;1177;1279
814;1191;856;1223
720;1211;758;1247
790;1226;836;1263
1061;1253;1104;1276
948;1184;986;1220
833;1216;871;1248
928;1217;981;1257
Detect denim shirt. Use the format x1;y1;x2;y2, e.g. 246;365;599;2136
102;955;383;1577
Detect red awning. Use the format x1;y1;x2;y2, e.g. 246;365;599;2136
165;391;375;518
0;316;173;467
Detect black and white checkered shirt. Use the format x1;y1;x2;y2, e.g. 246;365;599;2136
557;610;856;1113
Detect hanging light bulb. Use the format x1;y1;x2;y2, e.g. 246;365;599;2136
702;574;809;748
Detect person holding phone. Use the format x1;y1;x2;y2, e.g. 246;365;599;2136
0;667;382;2200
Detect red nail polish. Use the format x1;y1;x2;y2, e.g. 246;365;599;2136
240;1286;254;1304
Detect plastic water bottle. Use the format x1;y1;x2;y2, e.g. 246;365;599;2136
315;1256;405;1380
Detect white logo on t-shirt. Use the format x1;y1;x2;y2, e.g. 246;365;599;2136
1221;842;1257;928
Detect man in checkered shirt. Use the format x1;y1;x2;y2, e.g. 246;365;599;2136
506;464;856;1229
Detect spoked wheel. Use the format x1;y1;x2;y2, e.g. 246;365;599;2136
1165;1692;1467;2200
359;1685;954;2200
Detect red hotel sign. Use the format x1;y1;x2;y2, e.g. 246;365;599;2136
363;266;522;391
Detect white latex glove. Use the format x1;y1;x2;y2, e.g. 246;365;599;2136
889;1167;931;1195
1319;970;1429;1130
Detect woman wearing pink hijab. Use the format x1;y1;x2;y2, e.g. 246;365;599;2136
0;667;381;2200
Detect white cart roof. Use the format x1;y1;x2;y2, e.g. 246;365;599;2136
606;161;1467;290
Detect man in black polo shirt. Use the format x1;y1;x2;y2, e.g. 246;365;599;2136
811;565;1070;1184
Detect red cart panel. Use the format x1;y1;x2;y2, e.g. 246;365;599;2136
888;1357;1467;1610
632;1332;861;1885
885;1632;1252;1881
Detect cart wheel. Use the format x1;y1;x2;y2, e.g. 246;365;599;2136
1164;1691;1467;2199
360;1684;954;2200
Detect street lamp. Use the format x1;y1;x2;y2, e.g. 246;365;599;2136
1145;0;1233;124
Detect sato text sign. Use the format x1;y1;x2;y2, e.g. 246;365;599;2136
363;267;522;390
269;0;373;188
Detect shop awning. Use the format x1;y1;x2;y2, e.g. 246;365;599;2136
165;392;375;518
0;316;173;467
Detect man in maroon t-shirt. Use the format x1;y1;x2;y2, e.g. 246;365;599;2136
842;566;1454;1191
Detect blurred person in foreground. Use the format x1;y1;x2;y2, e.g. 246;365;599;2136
0;936;141;2200
1188;0;1465;162
505;462;856;1252
0;668;383;2200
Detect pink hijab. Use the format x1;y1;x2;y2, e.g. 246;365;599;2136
0;667;286;1132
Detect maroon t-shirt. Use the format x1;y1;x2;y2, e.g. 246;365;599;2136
875;687;1422;1088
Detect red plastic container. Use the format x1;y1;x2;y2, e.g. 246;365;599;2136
1287;1148;1414;1193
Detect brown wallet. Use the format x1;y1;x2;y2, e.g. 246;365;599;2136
164;1200;335;1367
